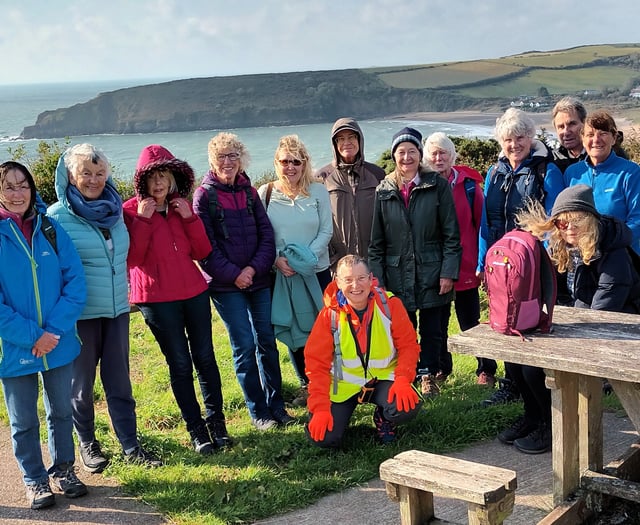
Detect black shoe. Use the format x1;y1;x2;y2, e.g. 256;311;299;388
272;408;296;426
124;446;163;467
26;479;55;509
79;440;109;473
190;422;217;455
514;423;552;454
497;416;538;445
206;418;233;449
49;466;88;498
481;378;520;408
373;406;397;445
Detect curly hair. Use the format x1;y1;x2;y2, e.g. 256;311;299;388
274;135;314;197
516;199;600;273
207;132;250;173
495;108;536;142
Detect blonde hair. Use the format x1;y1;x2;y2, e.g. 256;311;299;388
274;135;314;197
516;199;600;272
207;132;250;172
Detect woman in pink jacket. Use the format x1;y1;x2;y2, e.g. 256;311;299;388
423;132;497;387
123;145;231;455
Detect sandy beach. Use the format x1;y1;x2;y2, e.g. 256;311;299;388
391;110;637;134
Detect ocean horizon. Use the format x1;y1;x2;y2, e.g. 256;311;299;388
0;80;495;179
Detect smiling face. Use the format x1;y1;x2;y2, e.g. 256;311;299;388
553;108;584;155
0;168;33;216
500;134;533;169
69;157;108;200
393;142;421;179
276;149;304;188
582;124;615;166
336;261;373;310
212;148;241;185
334;130;360;163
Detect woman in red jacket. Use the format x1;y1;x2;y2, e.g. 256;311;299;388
123;145;231;455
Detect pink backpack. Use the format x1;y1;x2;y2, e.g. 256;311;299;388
485;230;557;337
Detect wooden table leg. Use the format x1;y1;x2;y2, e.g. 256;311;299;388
546;369;579;505
579;375;602;473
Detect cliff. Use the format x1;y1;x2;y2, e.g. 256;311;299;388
21;69;474;139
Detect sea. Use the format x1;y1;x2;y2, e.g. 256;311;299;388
0;80;495;180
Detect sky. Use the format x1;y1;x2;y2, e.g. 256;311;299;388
2;0;640;86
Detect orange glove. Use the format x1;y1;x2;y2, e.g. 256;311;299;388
308;410;334;442
387;377;419;412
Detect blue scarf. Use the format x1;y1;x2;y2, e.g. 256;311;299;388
66;183;122;229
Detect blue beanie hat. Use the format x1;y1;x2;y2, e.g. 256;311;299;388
391;127;423;156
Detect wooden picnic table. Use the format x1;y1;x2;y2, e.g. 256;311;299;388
449;305;640;522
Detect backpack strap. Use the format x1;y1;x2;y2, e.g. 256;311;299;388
538;241;557;334
372;286;391;319
244;186;254;216
463;178;476;230
39;214;57;254
202;183;229;240
265;181;274;210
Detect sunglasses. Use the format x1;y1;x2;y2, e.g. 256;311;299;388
553;218;583;231
278;159;303;167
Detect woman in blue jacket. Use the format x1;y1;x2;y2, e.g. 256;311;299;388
0;161;87;510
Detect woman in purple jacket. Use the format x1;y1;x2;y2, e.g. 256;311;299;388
193;132;293;431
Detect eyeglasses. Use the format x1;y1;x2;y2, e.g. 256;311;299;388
338;275;371;286
553;217;586;231
2;183;30;194
216;153;240;162
336;133;358;145
277;159;303;167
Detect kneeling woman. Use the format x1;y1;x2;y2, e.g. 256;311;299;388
123;145;231;455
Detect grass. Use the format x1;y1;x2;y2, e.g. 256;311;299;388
0;304;624;524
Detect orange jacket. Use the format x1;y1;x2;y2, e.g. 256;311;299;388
304;280;420;414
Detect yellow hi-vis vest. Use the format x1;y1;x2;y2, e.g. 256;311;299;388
329;289;397;403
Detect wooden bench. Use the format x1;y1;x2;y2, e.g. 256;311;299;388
379;450;517;525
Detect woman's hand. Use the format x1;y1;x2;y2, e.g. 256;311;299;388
171;197;193;219
32;332;60;358
137;197;156;218
439;277;454;295
275;256;296;277
234;266;255;290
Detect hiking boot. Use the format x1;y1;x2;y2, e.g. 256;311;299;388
79;440;109;473
373;406;397;444
207;418;233;449
514;423;552;454
481;378;519;407
477;371;497;388
291;385;308;407
272;408;296;427
497;416;538;445
49;466;88;498
420;374;440;398
434;371;449;384
252;418;278;431
124;446;163;467
26;479;55;509
189;422;217;455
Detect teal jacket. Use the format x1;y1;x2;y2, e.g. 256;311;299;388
0;209;86;377
48;154;130;320
369;170;461;312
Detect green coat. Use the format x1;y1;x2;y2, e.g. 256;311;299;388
368;170;461;312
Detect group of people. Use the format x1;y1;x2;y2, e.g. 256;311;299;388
2;99;640;511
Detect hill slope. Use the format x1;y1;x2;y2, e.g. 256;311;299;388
21;43;640;139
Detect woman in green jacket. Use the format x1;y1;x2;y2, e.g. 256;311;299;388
369;127;461;398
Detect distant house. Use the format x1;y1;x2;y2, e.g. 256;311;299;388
630;88;640;99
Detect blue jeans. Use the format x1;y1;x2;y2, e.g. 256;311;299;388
2;363;75;485
211;287;285;420
73;314;139;451
138;291;225;431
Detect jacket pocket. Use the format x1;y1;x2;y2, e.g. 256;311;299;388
384;254;403;294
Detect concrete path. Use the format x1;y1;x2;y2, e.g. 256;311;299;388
1;412;637;524
256;411;639;525
0;424;168;525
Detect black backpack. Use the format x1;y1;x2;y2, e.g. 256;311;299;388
202;183;254;239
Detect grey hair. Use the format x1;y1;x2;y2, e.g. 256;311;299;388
494;108;536;142
64;143;110;177
552;96;587;124
423;132;457;164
